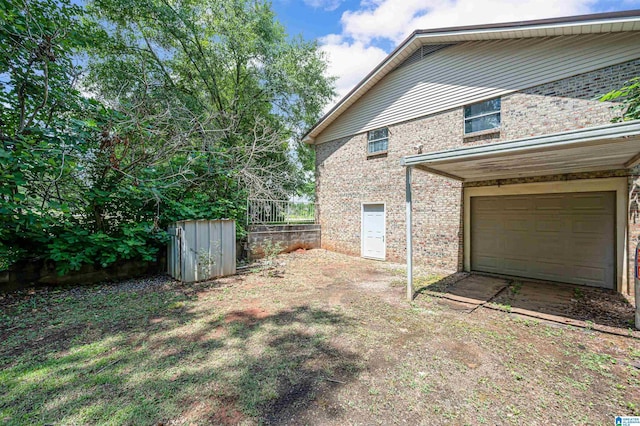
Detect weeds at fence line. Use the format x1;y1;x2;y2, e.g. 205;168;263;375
251;240;285;277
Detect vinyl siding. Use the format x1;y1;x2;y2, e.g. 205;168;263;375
315;32;640;144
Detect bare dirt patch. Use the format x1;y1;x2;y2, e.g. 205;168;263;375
224;306;271;324
566;287;635;328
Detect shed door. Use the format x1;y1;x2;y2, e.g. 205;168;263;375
362;204;385;260
471;191;615;288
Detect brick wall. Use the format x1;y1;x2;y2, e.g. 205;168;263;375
315;59;640;282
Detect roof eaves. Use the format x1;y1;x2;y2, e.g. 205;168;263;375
302;30;421;144
413;9;640;35
303;10;640;144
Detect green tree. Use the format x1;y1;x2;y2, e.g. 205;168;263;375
599;77;640;121
600;76;640;231
0;0;334;273
0;0;97;266
85;0;334;200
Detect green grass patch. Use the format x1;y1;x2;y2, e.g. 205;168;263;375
0;282;360;425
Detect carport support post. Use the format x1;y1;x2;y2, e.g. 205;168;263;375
636;242;640;330
406;166;413;301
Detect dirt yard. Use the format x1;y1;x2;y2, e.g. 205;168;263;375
1;249;639;425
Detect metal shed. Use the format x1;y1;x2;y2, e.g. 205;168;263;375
168;219;236;283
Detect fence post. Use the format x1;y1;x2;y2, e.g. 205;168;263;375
246;198;249;228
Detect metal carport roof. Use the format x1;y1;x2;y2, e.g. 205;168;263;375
400;121;640;182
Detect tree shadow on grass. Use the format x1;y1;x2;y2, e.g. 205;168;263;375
0;284;362;425
224;307;360;424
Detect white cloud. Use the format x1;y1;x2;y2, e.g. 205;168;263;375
303;0;344;12
319;34;388;110
341;0;600;44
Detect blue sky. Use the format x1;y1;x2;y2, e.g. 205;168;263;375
273;0;639;41
270;0;640;107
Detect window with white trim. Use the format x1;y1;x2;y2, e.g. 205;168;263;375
367;127;388;154
464;98;501;134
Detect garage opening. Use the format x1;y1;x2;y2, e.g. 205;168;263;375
400;121;639;322
470;191;615;289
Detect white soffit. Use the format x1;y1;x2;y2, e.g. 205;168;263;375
401;121;640;182
303;11;640;144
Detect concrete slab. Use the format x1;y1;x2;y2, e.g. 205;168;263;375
491;278;634;329
424;274;509;304
493;279;579;313
424;273;635;331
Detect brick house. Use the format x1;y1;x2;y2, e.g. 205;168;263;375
303;11;640;299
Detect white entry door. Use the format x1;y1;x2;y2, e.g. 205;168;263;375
362;204;385;260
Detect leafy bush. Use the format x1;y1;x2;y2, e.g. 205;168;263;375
46;223;168;275
599;76;640;121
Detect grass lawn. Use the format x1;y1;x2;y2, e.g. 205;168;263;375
1;249;639;425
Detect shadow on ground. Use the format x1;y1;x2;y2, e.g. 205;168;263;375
417;272;635;330
0;280;362;425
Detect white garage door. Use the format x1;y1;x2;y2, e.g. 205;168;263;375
471;191;615;289
362;204;385;260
